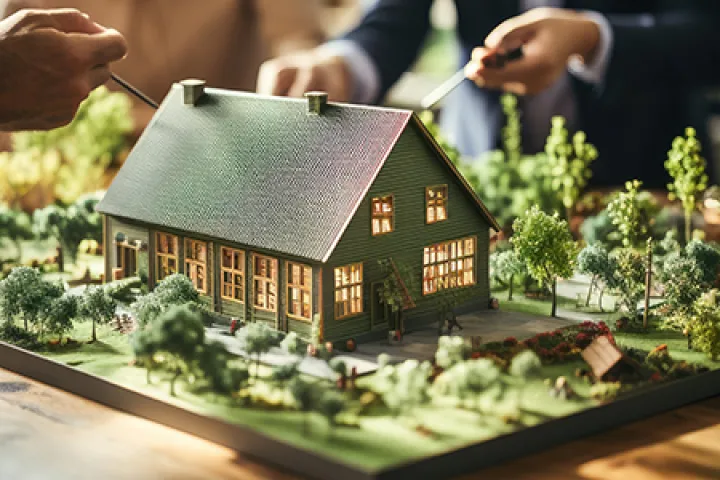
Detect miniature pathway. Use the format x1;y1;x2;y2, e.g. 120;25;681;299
205;327;378;381
354;308;584;363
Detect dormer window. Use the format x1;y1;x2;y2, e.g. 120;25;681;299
426;185;448;224
371;195;394;235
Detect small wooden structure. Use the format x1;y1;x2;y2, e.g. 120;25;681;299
581;336;639;381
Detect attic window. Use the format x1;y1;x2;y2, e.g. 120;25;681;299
371;195;394;235
426;185;448;224
155;232;178;282
185;239;208;294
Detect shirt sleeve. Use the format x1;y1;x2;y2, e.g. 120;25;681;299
567;11;613;86
317;40;381;104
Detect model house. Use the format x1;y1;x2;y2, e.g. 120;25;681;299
97;80;499;343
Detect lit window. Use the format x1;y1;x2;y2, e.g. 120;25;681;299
253;254;278;312
155;232;178;281
426;185;448;224
371;195;394;235
221;247;245;303
184;239;208;293
423;237;475;295
334;263;363;319
287;262;312;321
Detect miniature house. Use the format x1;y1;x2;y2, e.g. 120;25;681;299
97;80;499;343
581;336;639;381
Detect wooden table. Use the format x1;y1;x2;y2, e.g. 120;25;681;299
1;367;719;480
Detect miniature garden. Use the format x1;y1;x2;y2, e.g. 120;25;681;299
1;91;720;474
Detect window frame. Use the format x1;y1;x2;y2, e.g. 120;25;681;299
220;246;245;304
184;238;209;294
371;194;395;236
252;254;278;313
422;236;476;295
155;232;178;282
426;185;448;224
334;263;364;320
286;261;312;322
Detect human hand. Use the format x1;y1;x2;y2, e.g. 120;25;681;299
257;49;352;101
465;8;600;95
0;9;128;131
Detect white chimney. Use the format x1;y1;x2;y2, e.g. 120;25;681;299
180;79;206;106
304;91;328;115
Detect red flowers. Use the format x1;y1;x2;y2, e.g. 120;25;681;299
503;336;518;347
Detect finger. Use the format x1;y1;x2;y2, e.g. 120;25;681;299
87;64;112;90
257;61;296;96
66;28;128;67
287;66;321;98
472;55;546;90
44;8;105;34
485;15;539;52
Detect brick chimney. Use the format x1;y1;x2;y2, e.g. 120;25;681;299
180;79;206;106
304;91;328;115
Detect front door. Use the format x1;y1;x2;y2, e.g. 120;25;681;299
371;282;388;328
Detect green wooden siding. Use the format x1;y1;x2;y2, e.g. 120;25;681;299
324;122;491;342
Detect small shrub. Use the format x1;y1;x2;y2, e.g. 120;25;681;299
0;323;42;350
590;381;621;401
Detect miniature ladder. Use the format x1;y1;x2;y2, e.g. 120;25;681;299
388;258;416;310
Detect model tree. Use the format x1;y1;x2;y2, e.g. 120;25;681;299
492;250;526;300
196;341;249;395
150;304;205;396
659;240;720;315
435;335;471;369
0;204;33;260
131;274;203;326
0;267;62;332
79;286;117;342
374;359;432;418
377;259;416;335
434;358;501;411
665;127;708;243
131;327;159;384
289;376;316;433
544;116;598;220
509;350;543;406
606;180;648;249
576;243;613;310
609;248;646;315
33;195;102;272
687;290;720;360
316;388;347;433
685;240;720;284
512;206;578;317
45;293;78;341
242;322;280;380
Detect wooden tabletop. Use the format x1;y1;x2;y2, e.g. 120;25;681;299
1;367;719;480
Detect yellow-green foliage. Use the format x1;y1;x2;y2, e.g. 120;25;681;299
688;289;720;360
0;87;133;206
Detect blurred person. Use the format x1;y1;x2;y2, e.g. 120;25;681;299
4;0;328;133
0;8;127;131
258;1;720;188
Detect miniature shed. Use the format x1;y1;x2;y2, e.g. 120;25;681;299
581;336;639;381
97;80;499;343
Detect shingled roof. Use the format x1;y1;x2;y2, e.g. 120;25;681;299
97;84;498;262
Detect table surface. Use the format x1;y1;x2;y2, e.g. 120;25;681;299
1;367;719;480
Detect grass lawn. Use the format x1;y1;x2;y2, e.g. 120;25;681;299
492;287;617;323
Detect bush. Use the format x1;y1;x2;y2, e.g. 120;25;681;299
104;277;142;303
0;323;42;350
590;382;621;401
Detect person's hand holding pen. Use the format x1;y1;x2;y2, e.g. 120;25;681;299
465;7;601;95
0;8;127;131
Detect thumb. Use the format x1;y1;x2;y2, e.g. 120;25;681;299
485;14;539;52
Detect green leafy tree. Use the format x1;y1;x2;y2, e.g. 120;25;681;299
45;293;78;341
131;327;159;384
660;254;705;315
0;204;33;260
316;388;347;432
270;362;300;390
33;196;102;272
130;274;203;326
149;304;205;396
196;341;249;395
576;243;613;309
435;335;470;369
289;376;316;433
374;359;432;418
491;249;526;300
685;240;720;284
242;322;280;380
665;127;708;243
509;350;543;408
433;358;501;410
688;290;720;360
512;206;578;317
606;180;653;249
280;331;304;356
0;266;62;331
545;116;598;219
607;248;646;315
580;210;620;248
79;286;117;342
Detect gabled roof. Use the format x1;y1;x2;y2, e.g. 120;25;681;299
97;85;498;262
581;336;624;379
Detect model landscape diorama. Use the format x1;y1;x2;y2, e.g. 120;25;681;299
1;80;720;478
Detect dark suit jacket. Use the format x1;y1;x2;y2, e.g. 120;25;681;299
344;0;720;188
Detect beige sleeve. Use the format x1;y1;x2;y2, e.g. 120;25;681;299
253;0;326;56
